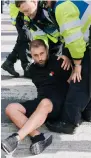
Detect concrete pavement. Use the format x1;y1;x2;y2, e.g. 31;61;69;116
1;8;91;158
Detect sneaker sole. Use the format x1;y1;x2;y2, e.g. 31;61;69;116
30;135;52;155
1;142;16;155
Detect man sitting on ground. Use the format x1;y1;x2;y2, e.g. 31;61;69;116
1;39;72;155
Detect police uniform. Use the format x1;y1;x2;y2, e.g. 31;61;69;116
1;3;31;77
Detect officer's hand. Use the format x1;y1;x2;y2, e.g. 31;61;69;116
57;55;72;70
67;65;82;83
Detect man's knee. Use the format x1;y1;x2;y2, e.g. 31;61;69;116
38;98;53;113
5;103;26;116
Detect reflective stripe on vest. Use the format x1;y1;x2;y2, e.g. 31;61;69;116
60;19;81;33
64;31;83;44
81;4;91;42
32;30;58;43
32;29;45;37
82;16;91;42
84;28;89;42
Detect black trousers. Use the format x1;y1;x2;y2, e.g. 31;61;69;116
7;36;29;69
62;47;91;125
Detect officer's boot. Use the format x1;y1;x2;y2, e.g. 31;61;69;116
1;59;19;77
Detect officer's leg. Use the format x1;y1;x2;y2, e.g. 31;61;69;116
45;48;90;134
45;68;76;134
1;37;20;77
62;48;90;126
16;40;30;72
82;99;91;122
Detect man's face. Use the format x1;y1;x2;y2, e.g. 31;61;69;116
19;0;38;17
31;46;48;67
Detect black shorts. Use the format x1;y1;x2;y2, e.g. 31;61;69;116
20;93;65;121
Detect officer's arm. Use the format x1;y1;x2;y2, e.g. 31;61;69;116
9;4;25;39
55;1;86;63
9;3;32;41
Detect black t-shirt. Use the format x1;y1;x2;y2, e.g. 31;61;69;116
26;55;71;97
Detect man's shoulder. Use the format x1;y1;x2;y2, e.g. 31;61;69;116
28;62;36;70
49;54;57;61
25;63;36;78
49;54;63;67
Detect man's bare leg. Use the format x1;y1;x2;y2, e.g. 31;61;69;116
5;98;53;139
5;103;40;137
2;98;53;155
17;98;53;140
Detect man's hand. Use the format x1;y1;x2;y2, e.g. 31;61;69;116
57;55;72;70
67;65;82;83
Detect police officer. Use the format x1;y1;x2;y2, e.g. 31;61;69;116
1;3;32;77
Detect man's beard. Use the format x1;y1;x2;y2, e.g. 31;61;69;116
36;62;46;67
35;54;49;67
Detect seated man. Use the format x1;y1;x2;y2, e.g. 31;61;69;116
1;39;72;155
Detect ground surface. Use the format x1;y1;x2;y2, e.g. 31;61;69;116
1;6;91;158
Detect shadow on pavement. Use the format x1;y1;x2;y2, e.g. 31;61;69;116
1;75;15;80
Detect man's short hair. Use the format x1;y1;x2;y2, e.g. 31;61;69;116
15;0;25;8
30;39;48;51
